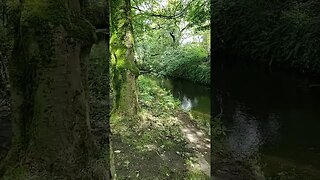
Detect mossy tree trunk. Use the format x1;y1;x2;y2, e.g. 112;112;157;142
110;0;139;117
0;0;109;179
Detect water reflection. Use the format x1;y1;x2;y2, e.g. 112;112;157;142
214;57;320;178
225;104;282;161
262;113;280;147
181;96;192;111
228;105;262;160
181;96;200;112
150;76;211;115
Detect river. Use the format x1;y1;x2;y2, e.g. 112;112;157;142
145;74;211;130
214;56;320;179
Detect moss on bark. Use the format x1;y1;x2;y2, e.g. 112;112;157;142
110;0;139;116
0;0;109;179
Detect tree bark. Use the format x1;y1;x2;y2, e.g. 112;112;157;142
110;0;139;117
0;0;109;179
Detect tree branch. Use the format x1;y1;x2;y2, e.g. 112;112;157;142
132;0;194;19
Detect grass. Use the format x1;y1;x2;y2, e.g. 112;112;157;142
190;110;211;135
110;76;209;179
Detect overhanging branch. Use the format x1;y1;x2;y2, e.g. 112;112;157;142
132;0;194;20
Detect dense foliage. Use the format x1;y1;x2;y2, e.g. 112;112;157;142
213;0;320;74
138;75;180;115
82;0;108;29
133;0;211;84
138;42;210;84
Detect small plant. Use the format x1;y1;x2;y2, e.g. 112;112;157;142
212;117;226;138
138;75;181;116
213;0;320;74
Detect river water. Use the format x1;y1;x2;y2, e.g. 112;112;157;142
214;57;320;179
146;75;211;120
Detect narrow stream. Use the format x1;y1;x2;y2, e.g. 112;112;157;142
214;57;320;179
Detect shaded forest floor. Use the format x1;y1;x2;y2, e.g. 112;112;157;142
111;76;210;179
0;90;11;163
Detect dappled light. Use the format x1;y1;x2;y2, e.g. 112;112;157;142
111;73;210;178
0;0;211;179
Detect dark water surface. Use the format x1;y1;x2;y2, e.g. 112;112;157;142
214;58;320;178
147;75;211;115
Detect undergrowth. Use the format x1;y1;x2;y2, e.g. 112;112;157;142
212;117;226;139
138;44;210;85
213;0;320;74
190;111;211;135
110;75;209;179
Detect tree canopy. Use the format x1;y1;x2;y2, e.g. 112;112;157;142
131;0;211;84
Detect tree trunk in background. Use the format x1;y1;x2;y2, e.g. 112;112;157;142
0;0;109;178
110;0;139;117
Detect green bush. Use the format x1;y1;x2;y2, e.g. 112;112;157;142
82;0;108;29
138;75;181;117
138;44;211;85
213;0;320;74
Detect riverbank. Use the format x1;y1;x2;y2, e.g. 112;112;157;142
139;65;210;86
137;46;210;85
110;75;210;179
214;51;320;80
144;74;211;135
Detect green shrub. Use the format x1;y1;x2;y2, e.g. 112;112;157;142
137;44;211;85
138;75;180;117
213;0;320;74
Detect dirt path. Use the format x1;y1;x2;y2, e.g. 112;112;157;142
111;109;211;179
177;112;211;176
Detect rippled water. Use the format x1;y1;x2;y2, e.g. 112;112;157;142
214;57;320;178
